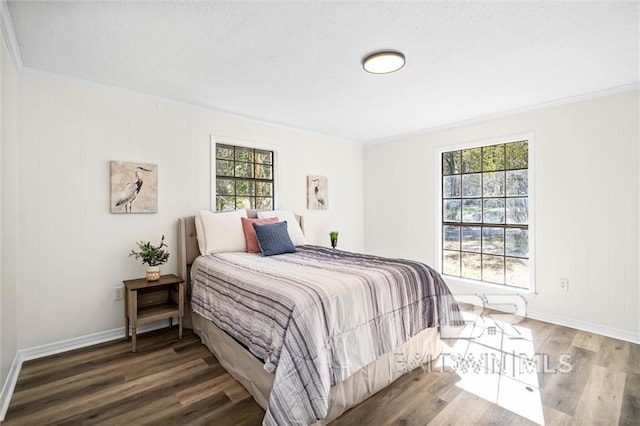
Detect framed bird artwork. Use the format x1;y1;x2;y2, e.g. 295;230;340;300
110;161;158;213
307;175;329;210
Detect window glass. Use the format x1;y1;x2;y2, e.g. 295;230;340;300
441;140;530;289
215;144;275;211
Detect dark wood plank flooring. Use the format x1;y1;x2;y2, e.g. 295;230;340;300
3;310;639;425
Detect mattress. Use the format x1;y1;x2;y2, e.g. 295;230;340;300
190;246;462;425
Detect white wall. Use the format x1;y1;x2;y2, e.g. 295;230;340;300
7;72;363;350
364;90;639;342
0;22;4;388
0;29;18;388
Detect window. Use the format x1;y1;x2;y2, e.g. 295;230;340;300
441;139;531;289
215;143;274;211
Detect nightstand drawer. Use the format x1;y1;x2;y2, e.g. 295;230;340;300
136;287;169;307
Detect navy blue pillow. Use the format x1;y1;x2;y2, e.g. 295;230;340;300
252;221;296;256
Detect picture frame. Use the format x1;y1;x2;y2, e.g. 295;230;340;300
110;161;158;213
307;175;328;210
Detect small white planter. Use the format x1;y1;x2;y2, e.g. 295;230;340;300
146;266;161;281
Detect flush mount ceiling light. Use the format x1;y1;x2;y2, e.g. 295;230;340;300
362;50;406;74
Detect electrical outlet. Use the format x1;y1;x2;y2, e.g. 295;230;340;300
113;286;124;301
559;278;569;292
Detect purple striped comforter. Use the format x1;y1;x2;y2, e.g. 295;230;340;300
191;246;462;426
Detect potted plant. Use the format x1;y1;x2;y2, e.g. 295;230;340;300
129;235;170;281
329;231;339;249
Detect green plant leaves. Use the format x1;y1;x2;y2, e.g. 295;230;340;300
129;235;169;267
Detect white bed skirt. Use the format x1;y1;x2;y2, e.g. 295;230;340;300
192;311;442;425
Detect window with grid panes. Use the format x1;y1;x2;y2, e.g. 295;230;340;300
441;140;530;289
215;144;274;211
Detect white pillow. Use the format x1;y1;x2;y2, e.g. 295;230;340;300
257;210;306;246
195;209;248;254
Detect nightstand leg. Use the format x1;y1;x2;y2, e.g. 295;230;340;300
124;287;129;340
179;281;184;340
129;288;138;353
169;317;173;328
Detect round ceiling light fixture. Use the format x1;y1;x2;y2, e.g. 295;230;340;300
362;50;406;74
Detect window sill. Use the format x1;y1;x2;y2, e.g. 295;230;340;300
442;274;536;295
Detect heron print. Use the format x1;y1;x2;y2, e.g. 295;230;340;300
307;175;329;210
110;161;158;213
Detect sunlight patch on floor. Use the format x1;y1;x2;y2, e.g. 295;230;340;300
441;308;545;425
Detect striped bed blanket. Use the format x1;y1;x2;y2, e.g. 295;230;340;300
191;246;463;426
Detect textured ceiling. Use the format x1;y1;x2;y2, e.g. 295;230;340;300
6;1;640;143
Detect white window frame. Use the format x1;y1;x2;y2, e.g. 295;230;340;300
210;135;281;211
434;132;536;294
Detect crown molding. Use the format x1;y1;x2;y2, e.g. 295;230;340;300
0;0;23;69
18;64;361;146
366;82;640;146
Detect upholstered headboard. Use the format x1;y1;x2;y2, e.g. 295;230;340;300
177;216;199;281
177;210;304;283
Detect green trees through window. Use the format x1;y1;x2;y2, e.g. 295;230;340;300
442;140;530;289
215;144;274;211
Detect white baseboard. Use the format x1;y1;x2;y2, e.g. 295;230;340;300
0;321;169;421
526;310;640;345
0;352;22;423
454;294;640;344
454;293;639;345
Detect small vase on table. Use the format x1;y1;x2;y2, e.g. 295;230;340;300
146;267;161;281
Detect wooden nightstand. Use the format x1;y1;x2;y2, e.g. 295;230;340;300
123;274;185;352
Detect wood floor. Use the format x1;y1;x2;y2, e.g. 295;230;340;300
3;310;639;425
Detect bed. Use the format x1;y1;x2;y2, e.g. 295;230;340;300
178;210;462;425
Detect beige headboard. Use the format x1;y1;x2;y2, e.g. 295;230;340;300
177;216;200;281
177;210;304;282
